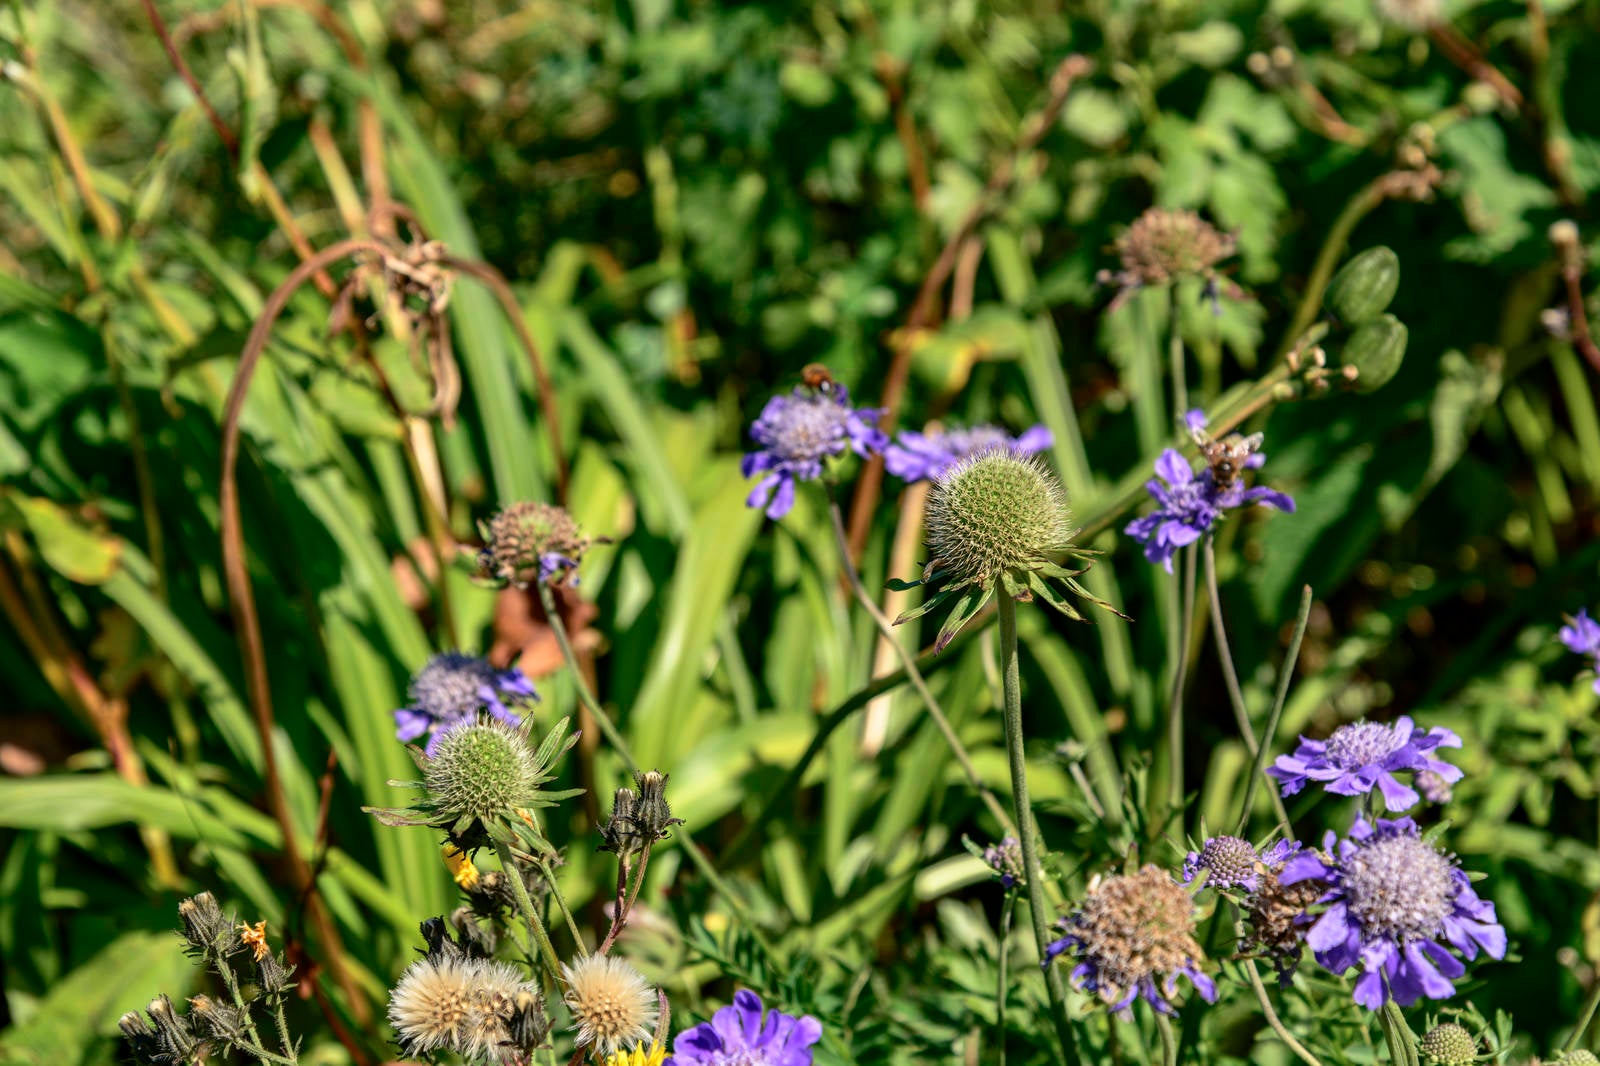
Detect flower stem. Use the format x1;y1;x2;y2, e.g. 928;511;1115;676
1379;1001;1420;1066
997;892;1015;1066
1203;538;1293;830
214;955;274;1061
1235;585;1313;836
1241;949;1323;1066
533;581;777;957
824;493;1018;836
1163;542;1199;833
494;837;563;983
996;593;1081;1066
1155;1011;1178;1066
1566;970;1600;1052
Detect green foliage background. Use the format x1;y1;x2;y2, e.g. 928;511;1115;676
1;0;1598;1063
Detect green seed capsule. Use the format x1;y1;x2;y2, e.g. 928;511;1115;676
1326;246;1401;326
1339;313;1408;392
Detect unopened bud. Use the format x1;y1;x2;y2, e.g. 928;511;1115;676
177;891;235;957
507;987;551;1052
1338;314;1408;393
189;994;249;1049
1325;246;1400;326
632;770;685;844
600;787;643;856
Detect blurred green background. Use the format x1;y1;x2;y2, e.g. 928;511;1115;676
1;0;1598;1062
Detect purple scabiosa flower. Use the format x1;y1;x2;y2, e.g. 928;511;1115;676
1182;836;1300;892
741;384;887;519
1279;817;1506;1009
1560;609;1600;694
983;837;1024;889
394;652;539;755
1267;716;1462;813
1043;865;1217;1017
1123;446;1294;572
884;423;1053;483
666;989;822;1066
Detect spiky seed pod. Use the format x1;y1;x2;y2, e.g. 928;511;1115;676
478;501;594;587
1113;208;1236;288
177;892;236;958
1560;1053;1600;1066
426;719;543;824
145;995;198;1063
119;1011;163;1065
1419;1023;1479;1065
561;954;659;1057
256;951;295;997
896;450;1121;651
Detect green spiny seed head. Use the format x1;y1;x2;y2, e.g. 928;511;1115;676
1560;1053;1600;1066
1419;1023;1478;1065
926;451;1072;590
425;719;541;821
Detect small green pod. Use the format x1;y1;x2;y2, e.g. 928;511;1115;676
1339;313;1408;392
1326;246;1401;326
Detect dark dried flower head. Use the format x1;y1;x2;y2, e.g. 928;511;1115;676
1242;863;1326;983
1044;865;1216;1016
1104;208;1236;295
177;891;236;957
421;915;490;965
896;450;1121;651
478;501;595;587
507;988;551;1054
145;995;197;1063
633;770;685;843
189;994;249;1050
1419;1022;1479;1065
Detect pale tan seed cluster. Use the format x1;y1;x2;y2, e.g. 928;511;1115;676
1242;866;1326;977
1114;208;1237;287
388;956;545;1063
561;954;659;1057
1069;865;1207;1007
479;501;591;587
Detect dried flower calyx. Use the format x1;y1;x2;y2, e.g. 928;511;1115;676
477;501;603;588
601;770;685;856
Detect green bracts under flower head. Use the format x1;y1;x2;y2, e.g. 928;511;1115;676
365;715;583;853
890;450;1124;651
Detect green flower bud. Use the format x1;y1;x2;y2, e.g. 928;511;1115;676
926;451;1072;592
1326;246;1400;326
1561;1053;1600;1066
1418;1022;1478;1065
1338;313;1408;393
426;720;543;824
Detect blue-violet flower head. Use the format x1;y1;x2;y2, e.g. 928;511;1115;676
1183;836;1300;892
1279;817;1506;1009
1124;447;1294;572
1560;608;1600;694
666;989;822;1066
1043;865;1217;1017
885;423;1052;483
394;652;538;756
1268;716;1462;813
742;385;887;519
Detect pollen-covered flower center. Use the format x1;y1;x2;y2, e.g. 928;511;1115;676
765;394;850;462
1325;721;1406;770
411;654;496;719
1071;866;1203;1000
1196;836;1258;888
926;452;1071;585
1342;833;1456;942
426;722;537;817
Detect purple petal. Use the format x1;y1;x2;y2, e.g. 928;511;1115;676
1154;449;1195;487
1375;772;1421;812
393;707;432;742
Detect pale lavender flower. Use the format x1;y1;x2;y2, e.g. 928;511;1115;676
1280;817;1506;1009
742;385;887;519
1124;447;1294;572
885;423;1052;483
393;652;538;755
1268;717;1462;812
667;990;821;1066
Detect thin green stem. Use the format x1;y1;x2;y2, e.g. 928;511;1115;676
824;493;1018;836
997;593;1080;1065
214;956;272;1057
270;996;298;1064
997;892;1015;1066
533;581;776;957
1276;176;1390;361
1235;585;1313;835
1236;922;1323;1066
537;854;587;956
495;837;563;983
1164;543;1198;832
1203;538;1293;830
1155;1011;1178;1066
1567;974;1600;1052
1169;284;1189;424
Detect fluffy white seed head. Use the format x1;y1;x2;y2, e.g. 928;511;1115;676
561;954;658;1057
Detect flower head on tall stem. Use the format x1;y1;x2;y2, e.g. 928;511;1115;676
394;652;539;755
387;954;543;1063
885;423;1052;483
1268;716;1462;812
1099;208;1238;311
892;449;1122;651
1279;816;1506;1008
666;989;822;1065
1043;864;1217;1017
1124;424;1294;573
741;381;887;519
561;954;660;1058
477;501;599;588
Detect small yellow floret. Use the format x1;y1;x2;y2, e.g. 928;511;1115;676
442;844;480;891
605;1043;666;1066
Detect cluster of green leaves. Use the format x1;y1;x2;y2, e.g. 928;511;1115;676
1;0;1599;1063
